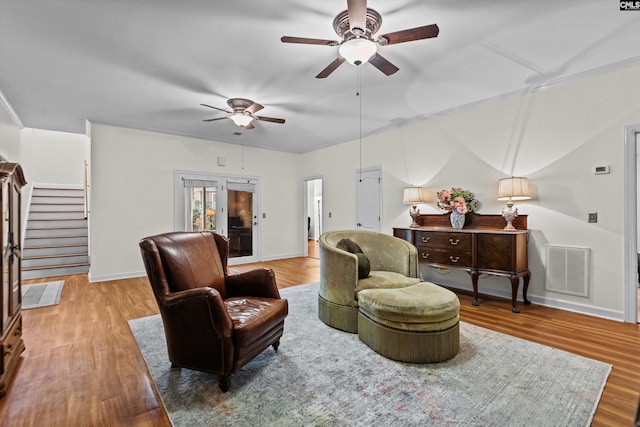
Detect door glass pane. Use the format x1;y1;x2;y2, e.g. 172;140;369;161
228;189;253;257
188;186;216;231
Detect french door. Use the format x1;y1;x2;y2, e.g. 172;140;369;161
175;171;259;264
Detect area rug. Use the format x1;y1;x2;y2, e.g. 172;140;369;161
129;282;611;427
21;280;64;309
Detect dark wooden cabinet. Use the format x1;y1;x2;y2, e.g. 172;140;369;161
0;162;26;397
394;213;531;313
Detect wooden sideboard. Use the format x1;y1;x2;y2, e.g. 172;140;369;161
393;213;531;313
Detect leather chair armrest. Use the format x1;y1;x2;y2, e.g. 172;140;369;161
161;287;233;335
225;268;281;299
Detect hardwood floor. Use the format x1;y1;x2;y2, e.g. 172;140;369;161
1;257;638;426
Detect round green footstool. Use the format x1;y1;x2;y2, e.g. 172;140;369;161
357;282;460;363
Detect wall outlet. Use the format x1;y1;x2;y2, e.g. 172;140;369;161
588;212;598;223
594;165;610;174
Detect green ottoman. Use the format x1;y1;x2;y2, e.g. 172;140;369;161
357;282;460;363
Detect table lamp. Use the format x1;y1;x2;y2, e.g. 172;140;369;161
403;186;428;228
497;177;531;231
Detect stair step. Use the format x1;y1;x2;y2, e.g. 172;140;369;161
23;262;89;271
23;244;88;257
22;254;89;268
29;204;85;212
22;264;90;280
27;220;88;229
23;252;88;260
24;235;88;245
24;243;87;249
26;226;87;238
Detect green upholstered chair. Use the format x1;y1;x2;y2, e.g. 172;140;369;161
318;230;420;333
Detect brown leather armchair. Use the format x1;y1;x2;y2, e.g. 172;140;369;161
139;231;288;392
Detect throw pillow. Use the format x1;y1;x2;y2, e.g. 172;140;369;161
336;238;370;279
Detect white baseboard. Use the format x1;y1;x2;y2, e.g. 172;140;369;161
89;270;146;283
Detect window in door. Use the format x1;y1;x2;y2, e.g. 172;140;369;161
182;178;217;232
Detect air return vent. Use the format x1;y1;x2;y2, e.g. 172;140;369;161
545;245;590;297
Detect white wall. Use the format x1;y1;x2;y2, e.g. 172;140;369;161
88;123;301;281
19;128;89;186
300;64;640;321
0;94;21;163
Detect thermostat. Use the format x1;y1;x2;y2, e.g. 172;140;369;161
594;165;610;175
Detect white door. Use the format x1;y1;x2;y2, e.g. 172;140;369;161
355;166;381;232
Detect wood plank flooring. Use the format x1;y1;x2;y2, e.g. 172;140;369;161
0;255;638;426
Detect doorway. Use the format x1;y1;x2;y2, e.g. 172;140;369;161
304;178;322;258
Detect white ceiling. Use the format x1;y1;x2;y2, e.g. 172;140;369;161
1;0;640;154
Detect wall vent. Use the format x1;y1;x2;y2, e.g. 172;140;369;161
545;245;590;297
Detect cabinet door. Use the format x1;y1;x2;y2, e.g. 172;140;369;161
9;180;20;317
1;181;8;333
476;233;528;272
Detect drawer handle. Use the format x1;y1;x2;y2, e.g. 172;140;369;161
421;253;430;259
449;238;460;246
449;256;460;263
421;237;430;243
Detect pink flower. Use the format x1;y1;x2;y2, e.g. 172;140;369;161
437;190;451;202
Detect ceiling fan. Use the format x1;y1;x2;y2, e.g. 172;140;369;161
281;0;439;78
201;98;285;129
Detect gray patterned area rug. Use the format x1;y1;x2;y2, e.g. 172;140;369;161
22;280;64;309
129;282;611;427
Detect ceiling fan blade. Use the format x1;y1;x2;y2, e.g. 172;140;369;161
316;57;346;79
200;103;232;114
245;122;255;130
246;102;264;115
378;24;439;45
347;0;367;33
281;36;337;46
369;53;399;76
255;115;285;124
203;117;229;122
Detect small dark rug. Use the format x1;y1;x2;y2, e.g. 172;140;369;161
22;280;64;309
129;282;611;427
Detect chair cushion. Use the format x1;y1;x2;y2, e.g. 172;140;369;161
354;271;421;295
336;238;370;279
358;282;459;325
225;297;289;348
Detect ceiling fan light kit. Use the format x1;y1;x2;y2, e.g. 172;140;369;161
229;113;253;127
339;38;377;65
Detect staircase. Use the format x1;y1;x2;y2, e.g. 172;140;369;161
22;186;89;280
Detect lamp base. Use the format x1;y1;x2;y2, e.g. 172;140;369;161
502;202;518;231
409;206;420;228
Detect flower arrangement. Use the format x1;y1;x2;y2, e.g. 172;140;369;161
436;187;478;214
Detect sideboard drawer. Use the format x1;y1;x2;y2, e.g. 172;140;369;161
415;231;472;250
418;249;472;267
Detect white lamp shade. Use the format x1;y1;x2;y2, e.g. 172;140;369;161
229;112;253;127
497;177;531;201
339;38;377;65
403;186;429;204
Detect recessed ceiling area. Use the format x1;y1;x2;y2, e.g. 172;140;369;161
1;0;640;154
